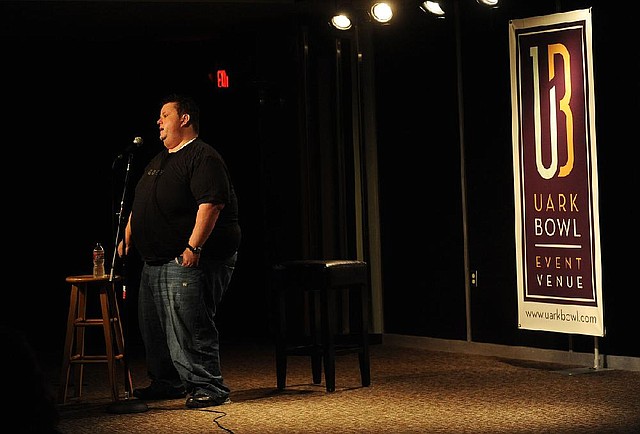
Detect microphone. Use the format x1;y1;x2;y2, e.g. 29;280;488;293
116;137;144;159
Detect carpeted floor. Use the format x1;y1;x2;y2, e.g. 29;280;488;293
42;341;640;433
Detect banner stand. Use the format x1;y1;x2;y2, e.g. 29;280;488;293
510;9;605;338
555;336;612;376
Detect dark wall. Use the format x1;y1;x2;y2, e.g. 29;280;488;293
375;0;639;356
2;0;637;363
1;1;302;353
373;7;467;340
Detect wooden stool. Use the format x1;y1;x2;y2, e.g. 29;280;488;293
58;274;132;404
273;260;370;392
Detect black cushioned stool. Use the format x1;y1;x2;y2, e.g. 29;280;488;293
273;260;370;392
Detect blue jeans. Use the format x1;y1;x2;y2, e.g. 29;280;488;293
137;252;237;401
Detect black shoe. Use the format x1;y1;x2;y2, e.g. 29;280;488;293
133;383;187;401
185;393;231;409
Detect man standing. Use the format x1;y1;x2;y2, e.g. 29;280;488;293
119;93;241;408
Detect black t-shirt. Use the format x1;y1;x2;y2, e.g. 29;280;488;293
130;138;241;262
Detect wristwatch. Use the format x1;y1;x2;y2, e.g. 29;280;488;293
186;244;202;255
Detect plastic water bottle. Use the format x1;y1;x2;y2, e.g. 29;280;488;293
93;242;105;277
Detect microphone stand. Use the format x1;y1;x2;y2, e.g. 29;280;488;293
107;151;148;414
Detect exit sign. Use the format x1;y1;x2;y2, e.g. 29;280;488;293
216;70;229;88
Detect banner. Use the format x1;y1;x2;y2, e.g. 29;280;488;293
509;9;604;336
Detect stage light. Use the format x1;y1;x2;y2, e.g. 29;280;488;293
420;0;498;18
370;2;393;24
477;0;499;7
331;13;352;30
420;1;445;18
